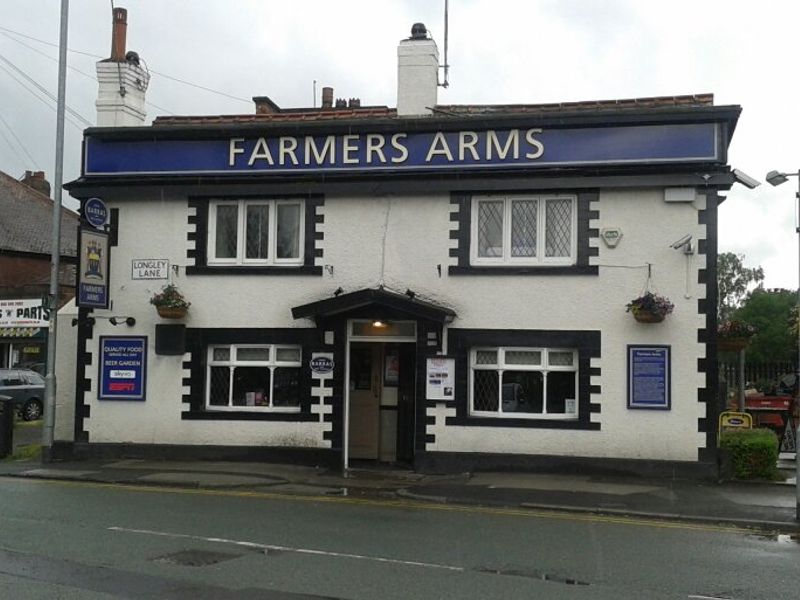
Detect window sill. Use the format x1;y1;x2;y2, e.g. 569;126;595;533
445;413;599;430
182;411;317;422
186;265;323;276
449;265;598;276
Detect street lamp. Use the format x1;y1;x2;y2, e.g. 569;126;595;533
765;168;800;520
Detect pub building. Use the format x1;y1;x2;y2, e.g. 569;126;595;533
55;10;746;477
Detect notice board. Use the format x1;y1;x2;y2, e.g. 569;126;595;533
99;336;147;401
627;345;670;410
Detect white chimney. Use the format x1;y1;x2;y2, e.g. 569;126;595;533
95;7;150;127
397;23;439;117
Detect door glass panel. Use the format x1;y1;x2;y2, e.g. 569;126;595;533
350;346;373;390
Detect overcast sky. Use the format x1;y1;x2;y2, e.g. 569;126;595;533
0;0;798;289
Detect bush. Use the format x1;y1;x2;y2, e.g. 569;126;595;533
719;428;780;480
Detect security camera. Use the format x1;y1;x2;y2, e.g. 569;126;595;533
670;234;692;249
732;169;761;190
670;234;694;255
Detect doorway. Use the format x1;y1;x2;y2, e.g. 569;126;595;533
347;341;416;465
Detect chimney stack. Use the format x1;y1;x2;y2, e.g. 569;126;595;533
21;171;51;197
95;6;150;127
321;87;334;109
397;23;439;117
110;7;127;61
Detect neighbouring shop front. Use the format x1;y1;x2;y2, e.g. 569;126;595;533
0;298;49;373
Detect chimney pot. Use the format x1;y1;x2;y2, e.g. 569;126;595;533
21;170;51;197
111;7;128;62
321;87;334;109
335;98;347;108
348;98;361;108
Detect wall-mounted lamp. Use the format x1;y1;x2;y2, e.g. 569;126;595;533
109;316;136;327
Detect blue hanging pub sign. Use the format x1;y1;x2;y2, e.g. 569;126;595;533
84;122;721;176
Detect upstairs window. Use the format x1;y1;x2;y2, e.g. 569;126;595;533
208;199;304;266
470;194;576;265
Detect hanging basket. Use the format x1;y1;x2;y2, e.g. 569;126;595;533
633;310;665;324
156;305;188;319
718;337;750;352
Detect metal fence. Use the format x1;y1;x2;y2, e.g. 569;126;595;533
719;361;795;391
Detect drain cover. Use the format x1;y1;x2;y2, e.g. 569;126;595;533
476;567;589;586
153;549;242;567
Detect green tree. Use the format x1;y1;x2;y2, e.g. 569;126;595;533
717;252;764;322
734;288;796;363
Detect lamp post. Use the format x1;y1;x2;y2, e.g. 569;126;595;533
766;168;800;520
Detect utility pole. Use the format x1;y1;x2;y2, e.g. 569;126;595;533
42;0;69;461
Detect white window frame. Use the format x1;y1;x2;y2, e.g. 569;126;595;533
469;346;579;420
205;343;302;412
469;194;577;266
207;199;305;266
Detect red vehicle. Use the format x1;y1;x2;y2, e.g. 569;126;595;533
745;394;794;433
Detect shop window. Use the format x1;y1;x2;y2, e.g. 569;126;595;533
206;344;301;411
208;199;304;266
470;347;578;419
470;194;576;265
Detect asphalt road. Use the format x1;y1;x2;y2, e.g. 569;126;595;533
0;476;797;599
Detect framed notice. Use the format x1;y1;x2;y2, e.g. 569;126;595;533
426;356;455;401
77;227;110;309
99;336;147;401
627;345;670;410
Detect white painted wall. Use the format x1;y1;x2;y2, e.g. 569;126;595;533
54;299;77;442
62;186;708;461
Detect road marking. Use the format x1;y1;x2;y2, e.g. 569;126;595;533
1;476;762;535
109;526;465;572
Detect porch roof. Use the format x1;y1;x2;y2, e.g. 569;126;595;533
291;288;456;324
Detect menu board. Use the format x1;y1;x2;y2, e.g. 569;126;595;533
426;357;455;401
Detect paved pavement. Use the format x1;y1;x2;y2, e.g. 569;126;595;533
2;450;798;532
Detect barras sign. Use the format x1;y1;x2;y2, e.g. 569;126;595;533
84;123;720;176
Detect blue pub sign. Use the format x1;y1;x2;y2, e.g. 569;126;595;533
84;123;721;177
99;336;147;401
628;345;671;410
